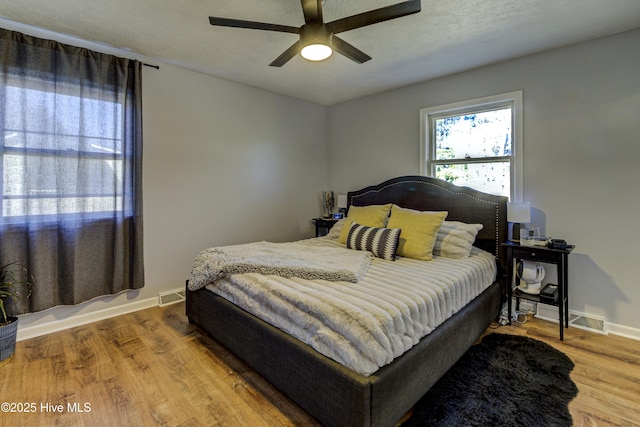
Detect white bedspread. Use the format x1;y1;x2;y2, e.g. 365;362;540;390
203;237;497;376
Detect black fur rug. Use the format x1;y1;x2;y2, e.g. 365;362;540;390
404;333;578;427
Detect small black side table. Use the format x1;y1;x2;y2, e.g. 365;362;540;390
502;241;575;340
313;217;338;237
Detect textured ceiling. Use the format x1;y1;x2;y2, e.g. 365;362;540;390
1;0;640;105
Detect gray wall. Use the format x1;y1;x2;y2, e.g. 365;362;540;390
327;29;640;332
143;64;328;295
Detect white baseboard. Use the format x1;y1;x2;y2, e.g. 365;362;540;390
605;322;640;341
16;296;159;342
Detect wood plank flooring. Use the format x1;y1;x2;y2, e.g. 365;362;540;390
1;303;639;426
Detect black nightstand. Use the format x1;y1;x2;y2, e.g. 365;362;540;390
313;217;338;237
502;241;575;340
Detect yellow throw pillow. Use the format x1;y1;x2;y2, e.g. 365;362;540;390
338;204;392;244
386;205;448;260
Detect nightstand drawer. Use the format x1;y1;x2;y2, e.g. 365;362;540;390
510;247;559;263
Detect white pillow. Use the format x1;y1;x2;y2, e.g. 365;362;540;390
325;218;346;239
433;221;483;258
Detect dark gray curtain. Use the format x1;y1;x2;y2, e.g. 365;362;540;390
0;29;144;315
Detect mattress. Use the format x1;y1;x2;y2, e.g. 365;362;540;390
200;235;497;376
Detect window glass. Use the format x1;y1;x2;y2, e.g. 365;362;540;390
434;162;510;197
421;92;522;200
434;108;511;160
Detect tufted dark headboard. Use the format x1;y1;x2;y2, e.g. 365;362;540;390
347;175;508;267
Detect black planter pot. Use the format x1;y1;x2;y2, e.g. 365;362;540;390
0;316;19;362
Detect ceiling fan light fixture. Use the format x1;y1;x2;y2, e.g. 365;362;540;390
209;0;422;66
299;24;333;62
301;43;332;61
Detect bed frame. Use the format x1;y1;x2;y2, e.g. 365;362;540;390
186;175;508;427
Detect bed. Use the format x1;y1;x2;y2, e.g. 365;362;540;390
186;175;508;427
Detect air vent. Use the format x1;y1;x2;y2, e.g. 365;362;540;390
536;303;606;334
158;289;186;306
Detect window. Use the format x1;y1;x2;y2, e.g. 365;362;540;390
420;91;523;200
3;84;125;218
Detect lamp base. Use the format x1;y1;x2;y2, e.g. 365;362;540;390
510;222;522;242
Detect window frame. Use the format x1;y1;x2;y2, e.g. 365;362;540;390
419;91;523;201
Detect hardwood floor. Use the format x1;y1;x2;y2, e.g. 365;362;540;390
1;302;639;426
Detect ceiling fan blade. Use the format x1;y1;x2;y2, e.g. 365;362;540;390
269;41;301;67
332;36;372;64
327;0;421;34
300;0;323;24
209;16;299;34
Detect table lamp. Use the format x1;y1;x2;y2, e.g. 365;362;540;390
507;202;531;242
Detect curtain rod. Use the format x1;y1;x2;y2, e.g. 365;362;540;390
143;63;159;69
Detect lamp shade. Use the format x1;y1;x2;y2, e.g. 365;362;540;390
337;195;348;209
507;202;531;223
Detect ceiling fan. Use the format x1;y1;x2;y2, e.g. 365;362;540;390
209;0;421;66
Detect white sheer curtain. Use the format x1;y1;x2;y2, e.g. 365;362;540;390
0;29;144;314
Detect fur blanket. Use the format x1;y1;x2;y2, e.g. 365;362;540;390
188;241;372;291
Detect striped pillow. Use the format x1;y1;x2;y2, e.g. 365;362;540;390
346;222;401;261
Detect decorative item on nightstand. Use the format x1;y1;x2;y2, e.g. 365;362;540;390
520;227;550;246
322;191;334;219
507;202;530;242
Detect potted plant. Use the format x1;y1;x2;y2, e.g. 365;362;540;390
0;262;32;362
